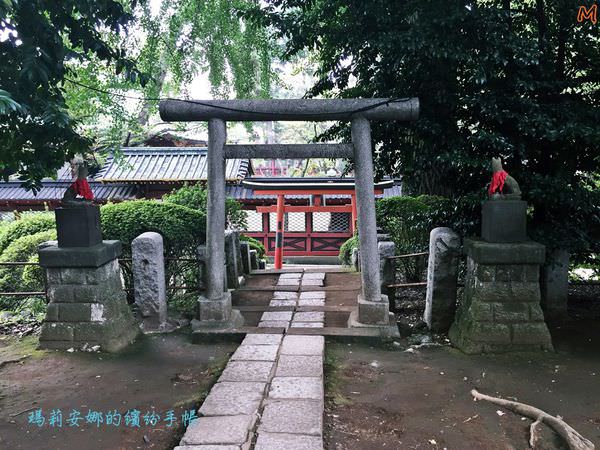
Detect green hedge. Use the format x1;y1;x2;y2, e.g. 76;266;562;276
339;195;481;280
0;229;56;309
0;213;55;254
100;200;206;255
339;234;359;266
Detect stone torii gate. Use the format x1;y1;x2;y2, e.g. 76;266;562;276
159;98;419;332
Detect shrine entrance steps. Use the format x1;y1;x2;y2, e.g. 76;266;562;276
192;268;388;343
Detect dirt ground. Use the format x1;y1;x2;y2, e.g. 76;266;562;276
324;319;600;450
0;332;236;450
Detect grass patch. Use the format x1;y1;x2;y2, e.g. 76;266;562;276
324;344;352;406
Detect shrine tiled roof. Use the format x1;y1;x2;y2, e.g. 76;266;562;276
96;147;250;183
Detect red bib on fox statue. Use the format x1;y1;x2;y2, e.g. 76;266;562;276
488;157;521;199
72;177;94;201
61;156;94;207
488;170;508;196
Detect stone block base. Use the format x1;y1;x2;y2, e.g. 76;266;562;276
39;244;139;353
449;240;553;354
192;309;245;332
347;310;400;339
348;294;399;338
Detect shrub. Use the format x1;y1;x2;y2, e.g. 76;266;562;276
339;234;359;266
163;183;247;230
0;229;56;309
0;213;55;254
240;234;265;259
100;200;207;302
100;200;206;255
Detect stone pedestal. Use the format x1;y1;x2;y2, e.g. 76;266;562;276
191;292;244;332
132;232;167;331
481;200;527;243
424;227;461;332
449;239;553;354
38;241;139;352
55;206;102;248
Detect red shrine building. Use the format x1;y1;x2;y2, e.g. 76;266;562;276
0;147;402;258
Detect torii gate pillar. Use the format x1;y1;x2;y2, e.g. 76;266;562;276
350;117;391;327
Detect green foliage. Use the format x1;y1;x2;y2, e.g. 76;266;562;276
100;200;207;300
169;292;198;318
64;0;275;149
339;234;359;266
101;200;206;253
0;0;147;186
22;254;44;292
163;184;247;230
0;229;56;309
240;234;265;259
0;213;55;254
253;0;600;261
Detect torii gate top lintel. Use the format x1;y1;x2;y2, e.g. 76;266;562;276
160;98;419;122
158;97;419;330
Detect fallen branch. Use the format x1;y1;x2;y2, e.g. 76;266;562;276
471;389;594;450
529;416;543;449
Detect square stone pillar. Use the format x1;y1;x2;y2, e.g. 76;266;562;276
449;239;553;354
424;227;461;333
347;118;397;337
38;240;139;352
224;231;243;289
132;232;167;331
194;119;243;331
239;241;252;274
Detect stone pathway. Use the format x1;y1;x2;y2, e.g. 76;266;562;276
176;272;326;450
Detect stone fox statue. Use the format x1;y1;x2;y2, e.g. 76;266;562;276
488;157;521;199
61;156;94;206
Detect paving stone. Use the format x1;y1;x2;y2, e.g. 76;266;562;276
273;292;298;299
175;446;241;450
291;322;323;328
269;299;297;307
269;377;323;400
302;273;325;280
199;382;266;416
220;361;274;382
231;345;279;361
181;415;255;445
255;432;322;450
258;321;289;329
281;335;324;356
277;279;300;286
293;312;325;322
242;334;282;346
301;279;323;286
276;355;323;377
258;400;323;436
279;273;302;279
297;298;325;307
261;311;293;321
299;292;326;299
